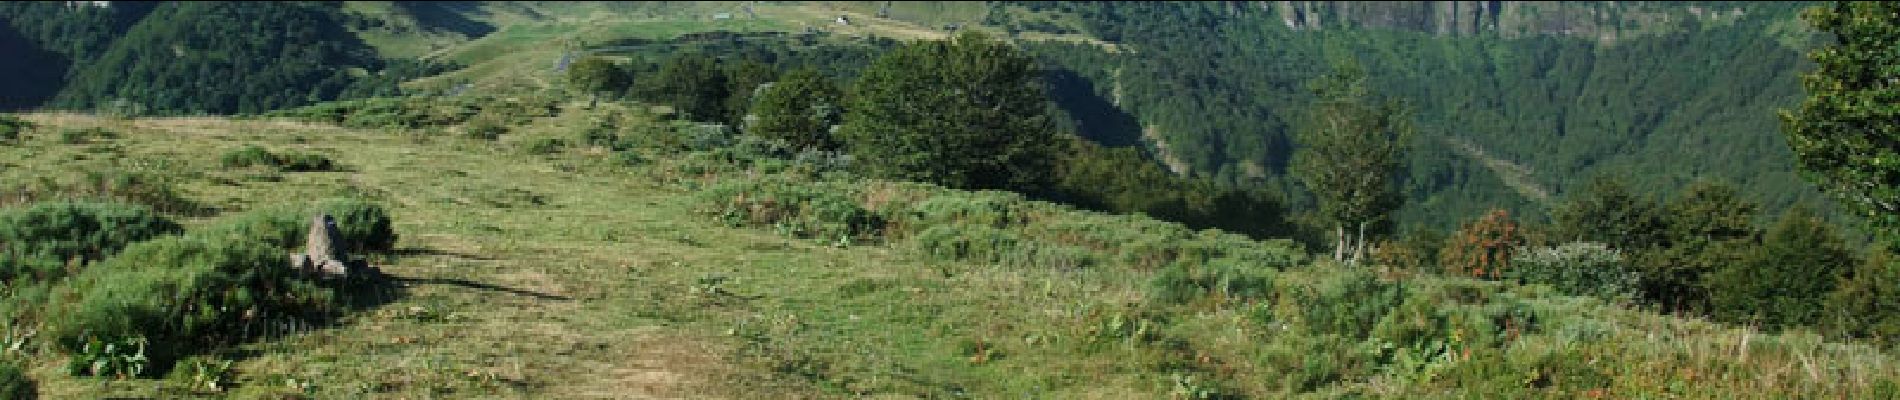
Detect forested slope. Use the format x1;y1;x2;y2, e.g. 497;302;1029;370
1015;1;1832;231
0;1;430;115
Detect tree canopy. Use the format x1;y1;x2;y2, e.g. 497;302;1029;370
1781;1;1900;236
837;31;1058;191
1290;60;1414;263
747;68;843;151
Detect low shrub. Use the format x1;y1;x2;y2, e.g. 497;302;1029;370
573;124;624;150
1370;280;1539;356
219;145;336;172
909;224;1098;269
57;127;115;144
462;115;508;140
275;152;336;172
0;115;30;142
520;137;567;155
699;178;883;243
900;191;1035;230
218;145;278;169
1149;258;1276;306
0;170;201;215
190;206;306;250
266;96;481;130
1508;242;1639;303
1264;268;1408;339
0;201;181;283
43;236;338;375
614;150;647;166
191;199;397;255
0;358;32;399
77;170;200;215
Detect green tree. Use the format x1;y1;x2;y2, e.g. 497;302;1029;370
1707;206;1853;330
565;56;625;108
1781;1;1900;343
1826;247;1900;342
837;31;1058;190
656;53;730;122
1641;181;1759;314
723;58;779;126
1290;60;1414;264
1550;177;1670;251
747;68;843;151
1780;1;1900;234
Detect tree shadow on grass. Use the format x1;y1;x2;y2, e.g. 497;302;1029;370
385;276;572;301
390;246;500;261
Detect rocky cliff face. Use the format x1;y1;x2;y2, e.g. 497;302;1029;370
1265;1;1757;43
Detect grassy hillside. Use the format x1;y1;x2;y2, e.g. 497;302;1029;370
1;97;1895;398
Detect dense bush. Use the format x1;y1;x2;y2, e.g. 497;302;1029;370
43;236;338;375
0;358;31;399
0;201;180;283
1508;242;1639;303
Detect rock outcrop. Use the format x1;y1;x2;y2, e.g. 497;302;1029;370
290;214;354;279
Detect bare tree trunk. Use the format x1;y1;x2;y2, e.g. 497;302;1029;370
1334;225;1346;262
1352;221;1368;265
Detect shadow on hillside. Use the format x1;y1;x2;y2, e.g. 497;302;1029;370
391;246;499;261
395;2;497;38
387;276;572;301
1044;67;1145;148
